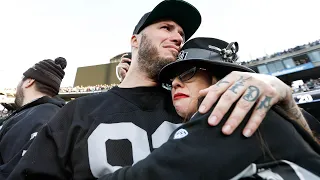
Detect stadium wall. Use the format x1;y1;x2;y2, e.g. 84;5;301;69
73;62;120;87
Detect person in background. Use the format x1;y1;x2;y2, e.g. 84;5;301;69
116;53;131;82
0;57;67;179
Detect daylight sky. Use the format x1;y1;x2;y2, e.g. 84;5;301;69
0;0;319;88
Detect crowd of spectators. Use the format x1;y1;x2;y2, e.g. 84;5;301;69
2;84;119;96
59;84;118;93
292;78;320;93
0;106;12;120
241;39;320;66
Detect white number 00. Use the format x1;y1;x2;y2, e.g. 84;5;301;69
88;122;181;178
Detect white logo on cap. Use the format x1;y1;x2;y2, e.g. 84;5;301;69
173;128;188;139
208;45;221;51
177;51;188;61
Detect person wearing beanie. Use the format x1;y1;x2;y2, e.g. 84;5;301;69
0;57;67;179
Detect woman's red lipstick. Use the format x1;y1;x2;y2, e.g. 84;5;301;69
174;93;189;100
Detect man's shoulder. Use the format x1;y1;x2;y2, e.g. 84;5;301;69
28;103;61;117
44;91;121;128
35;101;63;110
58;89;129;116
66;90;118;108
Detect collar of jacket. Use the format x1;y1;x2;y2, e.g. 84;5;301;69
7;96;64;119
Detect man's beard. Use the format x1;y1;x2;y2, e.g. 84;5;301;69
14;83;24;108
137;33;175;81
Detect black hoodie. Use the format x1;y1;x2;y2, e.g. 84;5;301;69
0;96;64;178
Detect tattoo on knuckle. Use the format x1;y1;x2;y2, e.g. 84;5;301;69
229;84;242;94
243;86;260;102
216;78;230;87
229;76;248;94
244;76;252;82
257;96;272;110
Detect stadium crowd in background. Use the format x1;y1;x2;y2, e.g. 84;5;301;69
241;39;320;65
292;78;320;93
59;84;118;93
3;84;119;95
0;108;10;120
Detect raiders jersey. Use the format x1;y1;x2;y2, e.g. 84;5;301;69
8;86;182;180
99;103;320;180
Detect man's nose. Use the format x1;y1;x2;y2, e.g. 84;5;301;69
170;31;183;47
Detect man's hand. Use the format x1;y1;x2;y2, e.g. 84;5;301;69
116;54;131;82
198;71;305;137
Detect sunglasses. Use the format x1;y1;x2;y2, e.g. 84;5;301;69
163;67;206;90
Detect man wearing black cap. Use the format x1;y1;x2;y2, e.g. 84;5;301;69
116;0;313;137
0;57;67;179
7;0;312;179
8;1;202;179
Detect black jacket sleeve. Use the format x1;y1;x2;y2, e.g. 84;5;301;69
0;105;60;179
99;106;320;180
7;103;76;180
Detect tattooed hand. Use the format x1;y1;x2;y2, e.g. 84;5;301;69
198;71;304;137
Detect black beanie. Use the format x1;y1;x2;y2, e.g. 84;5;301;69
23;57;67;95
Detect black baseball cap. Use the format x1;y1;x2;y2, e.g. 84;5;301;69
133;0;201;41
158;37;255;83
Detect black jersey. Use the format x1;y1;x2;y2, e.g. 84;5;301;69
100;104;320;180
8;86;182;180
